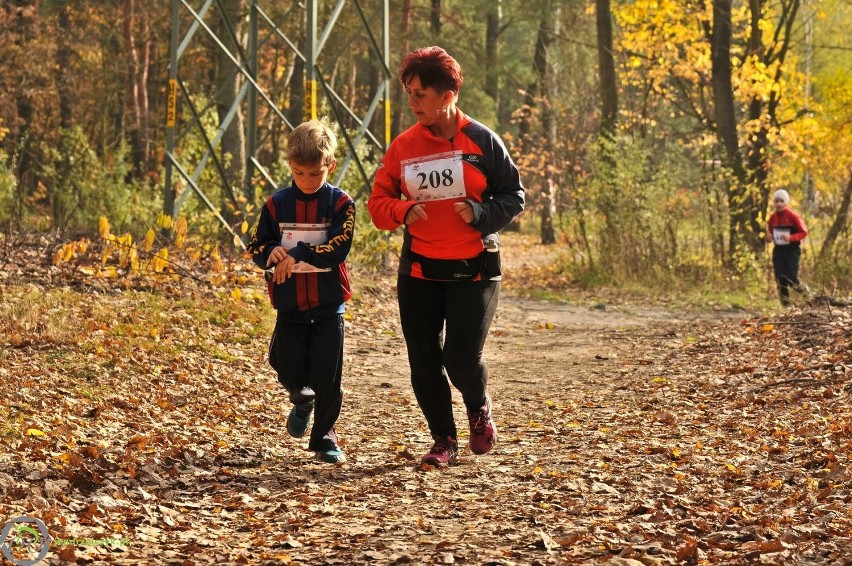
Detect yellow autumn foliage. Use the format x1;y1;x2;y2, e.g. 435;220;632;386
211;245;223;273
174;217;188;249
151;247;169;273
115;233;134;269
52;243;74;265
52;239;90;266
142;229;156;253
129;243;140;272
98;216;110;239
101;236;114;265
156;213;173;230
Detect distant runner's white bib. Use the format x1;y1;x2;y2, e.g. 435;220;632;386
279;222;332;273
402;151;466;203
772;227;791;246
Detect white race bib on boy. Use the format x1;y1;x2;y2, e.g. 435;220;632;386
402;151;466;203
279;222;332;273
772;227;791;246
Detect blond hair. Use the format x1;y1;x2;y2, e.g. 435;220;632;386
287;119;337;166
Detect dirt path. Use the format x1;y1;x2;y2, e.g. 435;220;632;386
1;238;849;565
191;290;844;565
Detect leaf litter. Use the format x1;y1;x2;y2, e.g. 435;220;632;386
0;232;850;564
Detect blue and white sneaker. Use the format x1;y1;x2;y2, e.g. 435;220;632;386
286;398;315;438
314;434;346;464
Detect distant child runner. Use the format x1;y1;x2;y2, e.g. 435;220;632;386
766;189;808;306
248;120;355;463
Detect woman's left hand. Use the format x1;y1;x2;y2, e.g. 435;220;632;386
453;202;474;224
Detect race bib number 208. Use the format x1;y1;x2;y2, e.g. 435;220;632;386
402;151;466;203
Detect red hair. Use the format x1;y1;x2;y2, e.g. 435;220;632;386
399;46;463;93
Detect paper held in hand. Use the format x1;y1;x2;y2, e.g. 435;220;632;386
280;222;332;273
772;227;791;246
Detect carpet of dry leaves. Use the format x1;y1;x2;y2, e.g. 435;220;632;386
1;232;850;565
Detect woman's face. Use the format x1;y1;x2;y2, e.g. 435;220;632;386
405;75;453;127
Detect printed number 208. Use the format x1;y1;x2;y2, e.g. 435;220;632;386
417;168;454;190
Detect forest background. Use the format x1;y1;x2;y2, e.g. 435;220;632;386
0;0;850;298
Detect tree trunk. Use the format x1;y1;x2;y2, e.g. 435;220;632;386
55;4;73;129
742;0;800;252
12;0;35;197
139;2;152;175
819;172;852;261
533;3;557;245
743;0;769;252
595;0;619;262
596;0;617;136
287;56;305;130
391;0;412;138
484;0;502;117
124;0;151;178
214;0;247;204
52;3;74;226
711;0;749;265
430;0;441;35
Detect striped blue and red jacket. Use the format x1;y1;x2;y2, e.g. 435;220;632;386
248;182;355;323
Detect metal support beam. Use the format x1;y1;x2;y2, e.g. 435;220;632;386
164;0;392;243
352;0;392;78
246;0;259;195
324;82;383;149
317;66;373;198
316;0;347;57
335;86;384;185
179;0;295;131
383;0;391;149
163;0;180;217
255;5;304;61
175;81;250;214
250;157;278;190
176;0;214;59
176;76;236;205
305;0;318;121
167;152;247;250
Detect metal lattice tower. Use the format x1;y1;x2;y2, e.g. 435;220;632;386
162;0;391;247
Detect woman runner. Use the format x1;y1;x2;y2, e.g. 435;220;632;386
368;46;525;466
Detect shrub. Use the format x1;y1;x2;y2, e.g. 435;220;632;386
38;126;158;234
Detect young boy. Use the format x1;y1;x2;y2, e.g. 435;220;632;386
766;189;808;306
247;120;355;463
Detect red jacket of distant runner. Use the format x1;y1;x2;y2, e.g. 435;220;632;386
767;208;808;247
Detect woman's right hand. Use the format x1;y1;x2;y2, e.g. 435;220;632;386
404;204;428;226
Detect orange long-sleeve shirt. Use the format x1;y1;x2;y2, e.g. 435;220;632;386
368;111;524;277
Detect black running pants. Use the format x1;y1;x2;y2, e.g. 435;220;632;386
772;246;801;305
269;315;344;451
397;275;500;439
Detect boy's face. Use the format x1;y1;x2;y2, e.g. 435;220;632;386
774;198;787;213
290;160;336;194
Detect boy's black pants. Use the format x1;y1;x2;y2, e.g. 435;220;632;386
269;314;344;451
397;275;500;439
772;246;802;305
